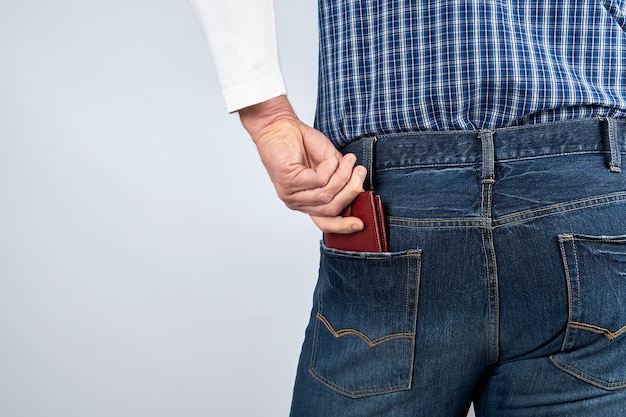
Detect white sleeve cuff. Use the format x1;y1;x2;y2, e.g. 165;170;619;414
222;74;287;113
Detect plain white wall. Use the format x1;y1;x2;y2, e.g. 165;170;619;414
0;1;475;416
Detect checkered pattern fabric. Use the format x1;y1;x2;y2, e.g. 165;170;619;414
315;0;626;147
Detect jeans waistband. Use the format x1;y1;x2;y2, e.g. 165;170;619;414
341;118;626;188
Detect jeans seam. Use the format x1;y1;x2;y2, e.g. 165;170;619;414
481;226;500;365
495;192;626;228
559;237;576;351
309;267;326;375
376;151;623;172
570;237;582;348
404;253;419;391
385;192;626;230
479;131;500;364
386;192;626;231
572;237;626;243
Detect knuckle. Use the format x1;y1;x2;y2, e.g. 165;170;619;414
314;176;331;189
319;204;340;217
341;167;353;182
277;191;291;203
278;192;298;209
317;191;335;205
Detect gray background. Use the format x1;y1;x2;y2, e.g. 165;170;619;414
0;1;474;416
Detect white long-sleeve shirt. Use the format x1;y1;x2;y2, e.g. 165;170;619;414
190;0;286;112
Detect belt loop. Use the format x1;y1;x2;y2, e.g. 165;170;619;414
478;130;495;182
606;118;622;173
362;137;376;191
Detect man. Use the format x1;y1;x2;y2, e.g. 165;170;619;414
192;1;626;415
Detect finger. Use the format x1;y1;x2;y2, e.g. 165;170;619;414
279;152;355;198
309;150;354;188
288;165;367;216
280;156;362;209
310;215;365;234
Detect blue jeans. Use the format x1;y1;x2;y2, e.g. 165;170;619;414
290;118;626;417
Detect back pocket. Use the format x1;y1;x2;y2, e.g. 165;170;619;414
309;244;421;398
551;234;626;390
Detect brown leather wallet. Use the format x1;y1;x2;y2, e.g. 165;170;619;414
324;191;388;252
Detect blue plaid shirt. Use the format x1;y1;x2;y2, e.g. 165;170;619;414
315;0;626;148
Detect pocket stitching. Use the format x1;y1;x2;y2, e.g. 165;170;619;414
316;312;415;347
559;235;581;350
568;322;626;341
550;355;626;390
308;367;413;398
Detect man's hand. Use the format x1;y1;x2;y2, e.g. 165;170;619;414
239;95;366;233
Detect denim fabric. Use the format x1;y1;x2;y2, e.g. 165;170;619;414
290;118;626;417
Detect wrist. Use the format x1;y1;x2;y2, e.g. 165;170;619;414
238;95;300;141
